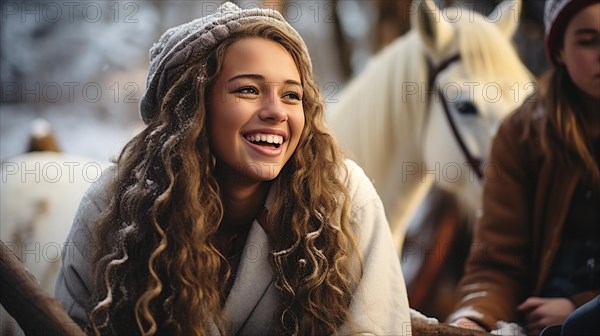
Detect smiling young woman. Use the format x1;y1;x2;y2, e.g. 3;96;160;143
54;2;411;335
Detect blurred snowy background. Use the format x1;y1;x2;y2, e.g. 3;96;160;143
0;0;371;161
1;0;547;161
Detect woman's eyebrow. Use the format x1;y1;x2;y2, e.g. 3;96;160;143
227;74;301;87
284;79;302;88
574;28;599;36
227;73;263;83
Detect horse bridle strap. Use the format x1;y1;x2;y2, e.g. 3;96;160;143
426;55;484;181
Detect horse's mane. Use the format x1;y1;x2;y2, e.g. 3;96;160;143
456;14;533;94
327;32;427;186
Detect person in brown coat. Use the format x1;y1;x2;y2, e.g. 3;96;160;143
449;0;600;335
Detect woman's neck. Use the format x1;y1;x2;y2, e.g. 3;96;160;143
218;179;271;232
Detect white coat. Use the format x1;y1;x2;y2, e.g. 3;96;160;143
55;160;412;335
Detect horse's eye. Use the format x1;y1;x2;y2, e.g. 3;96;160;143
455;101;478;115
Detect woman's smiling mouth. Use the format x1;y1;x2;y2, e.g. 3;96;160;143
244;132;284;148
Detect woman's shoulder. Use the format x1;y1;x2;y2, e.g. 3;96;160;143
500;93;546;139
491;96;547;167
342;159;381;206
490;97;546;179
80;164;119;213
342;159;371;188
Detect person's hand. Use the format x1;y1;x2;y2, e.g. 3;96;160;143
449;317;486;331
517;296;575;335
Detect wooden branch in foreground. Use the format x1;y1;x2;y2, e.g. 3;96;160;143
0;240;85;336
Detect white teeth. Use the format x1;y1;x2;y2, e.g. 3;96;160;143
245;133;284;144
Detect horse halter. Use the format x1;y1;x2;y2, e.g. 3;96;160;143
426;55;484;181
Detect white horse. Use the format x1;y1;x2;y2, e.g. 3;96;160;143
1;151;111;334
328;0;535;252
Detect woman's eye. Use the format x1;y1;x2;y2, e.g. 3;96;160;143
577;38;599;47
237;86;258;95
283;92;302;101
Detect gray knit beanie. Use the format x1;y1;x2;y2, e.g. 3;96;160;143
544;0;600;65
139;2;310;124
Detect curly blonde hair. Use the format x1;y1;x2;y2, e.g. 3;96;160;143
89;21;363;335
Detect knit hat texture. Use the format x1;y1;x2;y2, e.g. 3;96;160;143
544;0;600;65
139;2;309;124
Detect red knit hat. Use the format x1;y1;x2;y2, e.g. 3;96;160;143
544;0;600;65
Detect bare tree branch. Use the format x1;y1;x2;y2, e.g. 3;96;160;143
0;240;85;336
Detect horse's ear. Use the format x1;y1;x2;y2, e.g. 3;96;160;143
412;0;455;57
488;0;521;37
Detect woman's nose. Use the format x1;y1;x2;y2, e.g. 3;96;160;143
258;94;287;123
